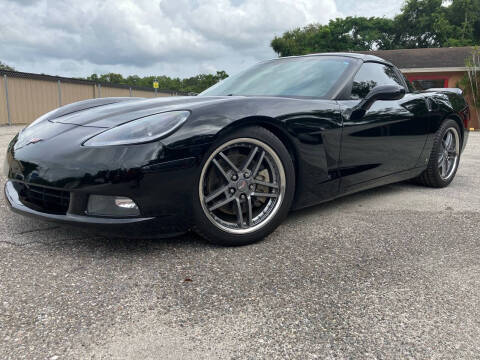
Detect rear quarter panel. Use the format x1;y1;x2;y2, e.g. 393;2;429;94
422;90;470;155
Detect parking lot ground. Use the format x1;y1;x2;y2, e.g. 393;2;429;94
1;125;480;359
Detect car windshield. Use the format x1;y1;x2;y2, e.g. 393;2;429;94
199;56;356;98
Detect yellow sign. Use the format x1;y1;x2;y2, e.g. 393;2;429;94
153;81;159;89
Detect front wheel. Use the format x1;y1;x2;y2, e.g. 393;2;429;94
415;119;461;188
193;126;295;246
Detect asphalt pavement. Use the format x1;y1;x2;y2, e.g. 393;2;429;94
1;125;480;359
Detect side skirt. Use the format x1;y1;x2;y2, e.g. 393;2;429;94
292;166;426;211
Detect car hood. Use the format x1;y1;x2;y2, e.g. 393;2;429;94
13;96;236;150
48;96;234;128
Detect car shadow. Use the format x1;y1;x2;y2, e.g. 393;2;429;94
288;181;416;220
3;180;420;255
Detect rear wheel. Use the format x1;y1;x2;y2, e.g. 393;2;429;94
193;126;295;246
415;119;461;188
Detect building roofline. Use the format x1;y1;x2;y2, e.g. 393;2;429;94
400;67;468;73
360;46;474;70
0;69;182;95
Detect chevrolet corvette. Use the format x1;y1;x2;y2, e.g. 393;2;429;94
4;53;470;245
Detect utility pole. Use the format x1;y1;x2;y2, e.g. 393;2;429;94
153;79;159;97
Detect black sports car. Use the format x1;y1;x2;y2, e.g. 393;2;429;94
4;53;470;245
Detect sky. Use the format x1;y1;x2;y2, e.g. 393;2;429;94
0;0;404;79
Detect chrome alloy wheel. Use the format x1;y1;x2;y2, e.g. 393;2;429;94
199;138;286;234
438;127;460;180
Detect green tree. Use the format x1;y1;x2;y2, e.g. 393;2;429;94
459;47;480;107
457;47;480;127
271;0;480;57
83;70;228;94
271;16;400;56
86;73;125;84
443;0;480;46
0;61;15;71
392;0;445;48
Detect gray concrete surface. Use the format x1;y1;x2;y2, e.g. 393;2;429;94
1;125;480;359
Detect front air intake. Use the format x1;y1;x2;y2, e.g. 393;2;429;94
15;182;70;215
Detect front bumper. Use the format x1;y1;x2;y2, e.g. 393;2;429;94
4;120;214;237
4;181;188;237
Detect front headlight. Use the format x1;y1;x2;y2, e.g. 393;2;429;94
83;110;190;147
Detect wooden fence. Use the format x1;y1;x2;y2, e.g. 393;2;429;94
0;70;180;125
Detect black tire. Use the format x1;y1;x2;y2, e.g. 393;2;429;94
414;119;461;188
192;126;295;246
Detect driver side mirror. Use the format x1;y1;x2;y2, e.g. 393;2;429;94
350;85;406;120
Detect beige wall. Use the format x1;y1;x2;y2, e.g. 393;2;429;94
0;75;173;125
96;85;131;98
7;77;59;125
447;73;464;88
61;82;95;105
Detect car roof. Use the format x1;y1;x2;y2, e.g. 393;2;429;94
271;52;394;66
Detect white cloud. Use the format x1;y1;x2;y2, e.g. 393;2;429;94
0;0;400;79
336;0;403;18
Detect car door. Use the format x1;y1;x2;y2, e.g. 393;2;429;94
337;62;430;191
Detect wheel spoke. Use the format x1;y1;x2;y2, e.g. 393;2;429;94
252;192;278;198
444;131;453;149
212;159;229;181
242;146;258;171
252;150;265;178
254;180;279;189
209;196;235;212
235;198;244;227
247;195;253;227
219;152;239;172
448;158;454;171
448;137;456;152
438;152;445;166
449;141;456;152
205;185;228;203
441;158;448;177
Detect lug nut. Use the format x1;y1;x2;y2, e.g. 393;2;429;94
244;172;250;178
249;184;255;190
231;174;238;181
240;193;246;199
229;188;236;194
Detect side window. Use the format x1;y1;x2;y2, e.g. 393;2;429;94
351;63;404;99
